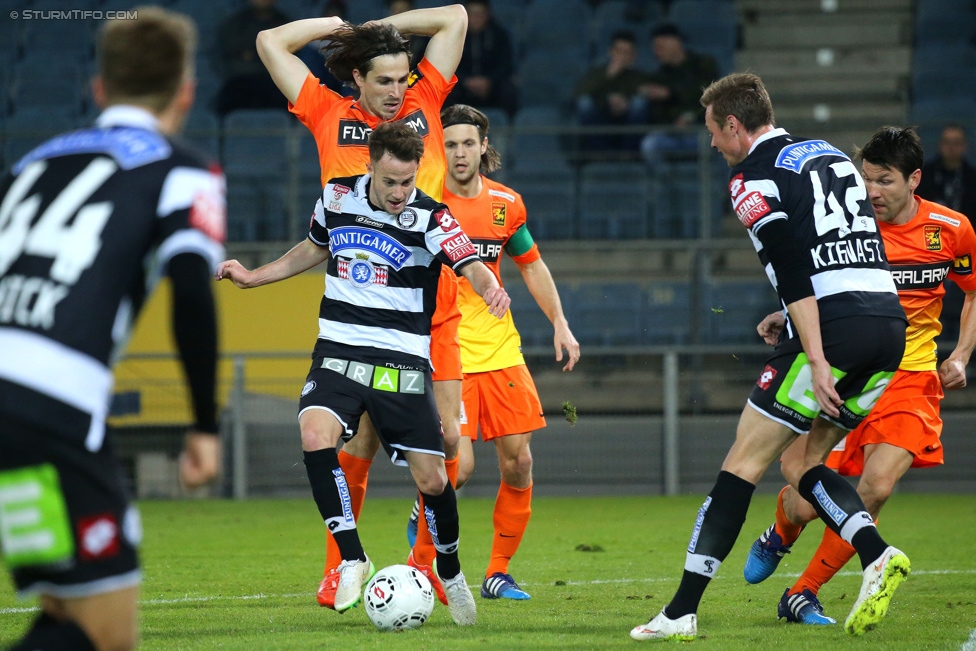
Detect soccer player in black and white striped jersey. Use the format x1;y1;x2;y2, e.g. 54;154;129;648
0;9;224;651
217;122;508;624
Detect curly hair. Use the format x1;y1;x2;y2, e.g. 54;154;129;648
441;104;502;174
320;22;411;84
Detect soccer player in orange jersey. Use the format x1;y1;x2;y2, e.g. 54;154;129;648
410;104;579;599
742;126;976;624
255;5;468;608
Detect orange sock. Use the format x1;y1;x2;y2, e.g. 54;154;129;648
790;525;857;596
774;485;804;545
412;456;460;566
485;481;532;578
324;449;372;575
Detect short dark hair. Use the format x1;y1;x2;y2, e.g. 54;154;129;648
700;72;775;133
650;22;683;41
441;104;502;173
610;30;636;46
855;126;924;180
321;23;411;84
98;6;196;112
368;122;425;164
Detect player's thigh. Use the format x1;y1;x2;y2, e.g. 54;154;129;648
299;358;368;452
460;373;482;440
722;402;798;485
456;435;475;488
365;372;445;468
45;586;139;651
474;366;546;441
434;379;462;457
405;449;448;496
343;412;382;459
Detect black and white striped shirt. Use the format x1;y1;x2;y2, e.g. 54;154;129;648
309;174;480;362
0;105;226;449
728;128;905;338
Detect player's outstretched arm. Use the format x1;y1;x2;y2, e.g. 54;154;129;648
217;238;329;289
516;258;580;371
256;17;345;104
376;4;467;81
459;261;510;318
757;311;785;346
168;253;222;488
940;288;976;389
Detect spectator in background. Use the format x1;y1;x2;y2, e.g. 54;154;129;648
917;124;976;221
386;0;428;67
445;0;518;119
637;23;719;167
917;124;976;344
574;30;648;155
215;0;291;117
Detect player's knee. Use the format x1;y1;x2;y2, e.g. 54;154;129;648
441;426;461;459
299;426;336;453
416;471;447;496
85;618;138;651
500;444;532;482
857;475;896;515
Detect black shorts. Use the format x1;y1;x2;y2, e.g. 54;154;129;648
748;315;906;433
0;415;141;599
298;341;443;466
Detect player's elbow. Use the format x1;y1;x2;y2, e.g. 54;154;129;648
445;4;468;34
255;28;282;61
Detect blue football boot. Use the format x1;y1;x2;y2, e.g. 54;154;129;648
778;588;836;625
743;524;793;584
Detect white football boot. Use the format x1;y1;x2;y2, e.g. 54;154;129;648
630;608;697;641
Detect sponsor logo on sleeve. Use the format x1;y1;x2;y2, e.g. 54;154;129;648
924;225;942;251
729;173;745;200
491;202;507;226
328;200;342;212
77;514;120;561
954;253;972;275
441;232;477;262
929;212;961;227
407;68;424;88
435;208;460;232
757;364;777;390
734;191;771;227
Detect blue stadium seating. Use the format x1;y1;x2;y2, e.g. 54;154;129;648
517;49;589;109
573;282;643;346
506;281;564;347
667;0;737;76
578;162;649;239
511;176;577;240
2;110;80;171
508;106;573;176
641;281;691;344
182;111;220;159
703;279;778;344
222;109;293;178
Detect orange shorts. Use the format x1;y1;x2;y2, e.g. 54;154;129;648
827;369;943;476
430;266;462;382
461;365;546;440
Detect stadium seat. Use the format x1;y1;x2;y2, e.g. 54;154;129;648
522;0;593;54
667;0;738;76
226;176;292;242
9;78;84;116
517;49;589;109
578;162;649;239
509;175;577;240
506;282;562;347
2;110;80;171
703;279;779;344
182;111;220;159
573;282;642;346
222;109;293;178
912;97;976;125
346;0;385;24
641;281;691;344
508;106;574;176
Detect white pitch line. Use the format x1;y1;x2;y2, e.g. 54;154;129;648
2;568;975;616
961;628;976;651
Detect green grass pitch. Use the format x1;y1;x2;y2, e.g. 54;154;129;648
2;493;974;649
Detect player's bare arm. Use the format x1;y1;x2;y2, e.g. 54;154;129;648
256;17;346;104
757;311;785;346
515;258;580;371
460;261;510;318
940;288;976;389
217;238;330;288
786;296;842;416
376;4;467;81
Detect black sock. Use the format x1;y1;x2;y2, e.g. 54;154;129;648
666;471;755;619
421;482;461;580
11;612;96;651
798;465;887;569
303;448;365;562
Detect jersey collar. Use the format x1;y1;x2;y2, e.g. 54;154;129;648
748;127;788;156
95;105;161;132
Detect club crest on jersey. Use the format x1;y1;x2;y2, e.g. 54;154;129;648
397;208;418;228
955;253;972;275
329;226;409;269
491;202;506;226
407;68;423;88
735;191;771;227
729;173;745;200
757;364;777;390
302;380;316;396
924;225;942;251
774;140;845;173
338;255;388;288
